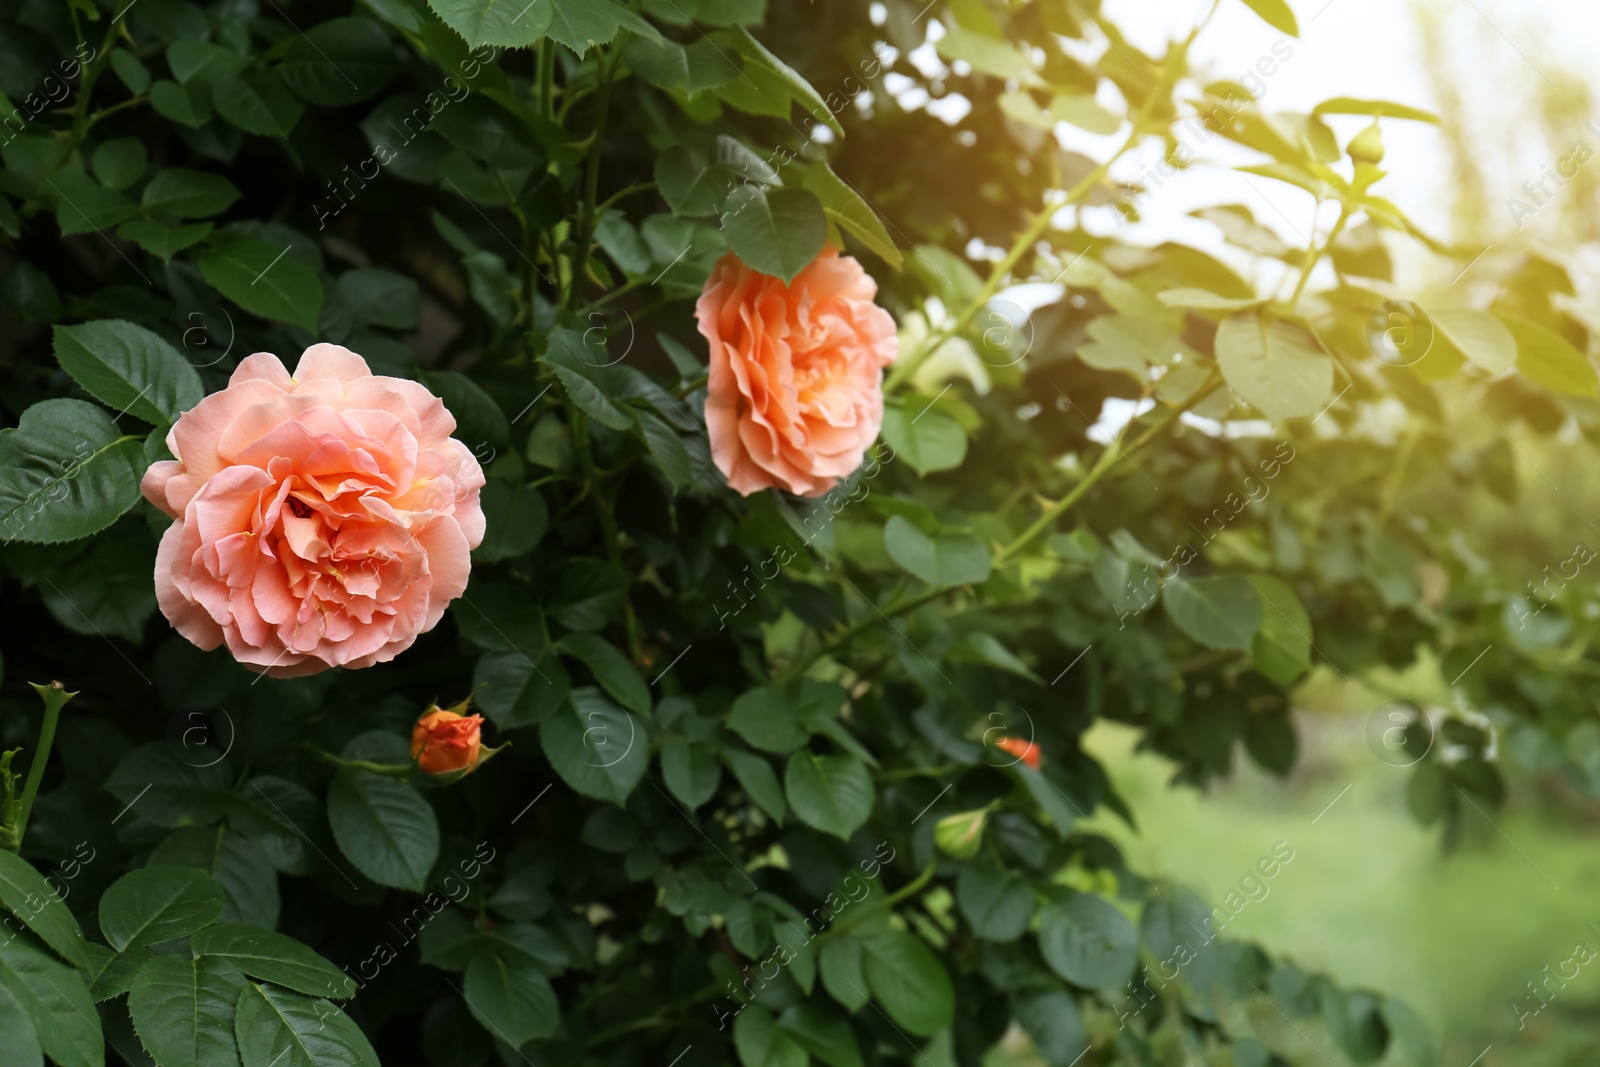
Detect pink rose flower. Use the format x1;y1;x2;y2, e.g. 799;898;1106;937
142;344;486;678
696;248;897;497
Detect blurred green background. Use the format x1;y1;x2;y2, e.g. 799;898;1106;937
1084;659;1600;1067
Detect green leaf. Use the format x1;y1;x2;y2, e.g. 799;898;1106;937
53;320;204;425
98;866;225;952
1092;550;1157;616
1236;0;1298;36
1248;574;1312;684
727;686;810;753
111;50;152;94
92;138;147;191
117;220;214;260
0;850;89;969
883;515;991;588
46;168;137;237
1380;997;1438;1067
87;943;148;1002
212;71;305;138
191;924;355;999
655;146;736;218
1037;892;1139;989
777;1003;862;1067
419;370;509;451
879;400;966;477
1503;314;1599;396
548;559;627;632
148;827;278;929
149;80;215;127
540;328;636;431
723;749;786;823
0;936;102;1067
540;688;647;806
956;862;1034;941
934;27;1044;86
636;411;692;492
544;0;661;55
461;952;557;1047
0;973;41;1067
803;162;901;269
105;744;235;828
860;931;952;1036
715;54;792;120
280;18;399;105
661;737;721;810
720;185;827;285
1214;313;1333;421
473;648;570;730
557;633;651;716
1162;575;1263;652
334;269;420;330
1013;988;1086;1066
199;233;324;333
624;36;740;94
167;41;248;85
427;0;552;47
947;632;1042;683
326;770;440;892
819;938;868;1011
1048;90;1121;135
461;249;521;321
734;1005;808;1067
127;953;246;1067
1310;97;1441;123
473;480;549;563
730;26;842;136
1322;988;1388;1064
141;168;242;219
233;982;378;1067
0;400;146;543
784;751;872;839
1157;287;1266;312
1431;307;1515;375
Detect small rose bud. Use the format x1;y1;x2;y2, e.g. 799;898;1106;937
935;808;989;859
996;735;1042;770
1348;121;1384;165
411;705;485;776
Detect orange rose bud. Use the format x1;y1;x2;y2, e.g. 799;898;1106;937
996;736;1041;770
411;707;485;775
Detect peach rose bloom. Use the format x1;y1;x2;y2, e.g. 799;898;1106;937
412;707;484;775
142;344;486;677
696;248;897;497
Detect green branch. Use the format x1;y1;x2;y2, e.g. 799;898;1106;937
5;682;76;852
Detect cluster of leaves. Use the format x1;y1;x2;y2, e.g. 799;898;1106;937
0;0;1596;1064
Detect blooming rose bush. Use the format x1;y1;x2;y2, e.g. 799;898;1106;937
141;344;485;677
0;0;1572;1064
697;248;898;497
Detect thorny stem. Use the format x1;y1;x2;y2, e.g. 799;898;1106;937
7;682;76;852
811;861;938;948
306;747;415;779
1287;201;1352;309
568;44;620;311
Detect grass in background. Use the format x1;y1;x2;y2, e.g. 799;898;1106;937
1074;662;1600;1066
